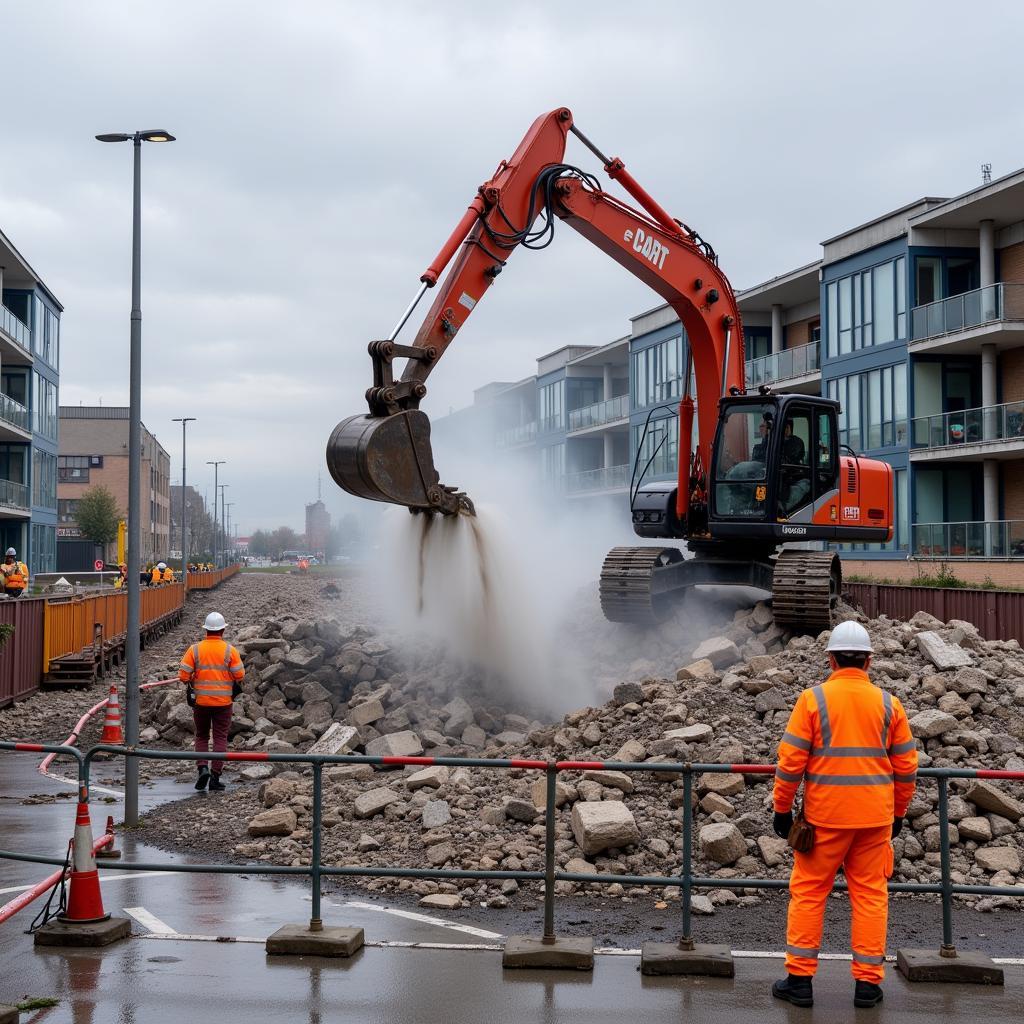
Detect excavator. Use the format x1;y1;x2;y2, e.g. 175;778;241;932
327;107;893;632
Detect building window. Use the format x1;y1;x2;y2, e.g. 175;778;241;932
0;444;28;484
632;414;679;479
58;455;91;483
32;450;57;509
827;362;907;452
631;334;684;409
31;523;57;573
539;381;565;432
31;373;58;440
58;498;80;523
540;443;565;481
825;256;906;358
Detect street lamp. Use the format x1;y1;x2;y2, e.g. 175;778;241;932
172;418;196;586
206;461;225;567
96;127;175;827
218;484;229;568
225;503;234;562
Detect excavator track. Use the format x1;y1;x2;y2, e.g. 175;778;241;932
771;550;841;633
599;546;684;625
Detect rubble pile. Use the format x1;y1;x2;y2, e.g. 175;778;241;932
143;602;1024;913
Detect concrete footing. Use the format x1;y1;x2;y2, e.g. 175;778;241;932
265;924;364;958
0;1004;19;1024
502;935;595;970
640;941;735;977
896;948;1004;985
33;916;131;948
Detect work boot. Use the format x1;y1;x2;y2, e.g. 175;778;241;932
195;767;211;791
208;774;226;792
854;981;883;1008
772;974;814;1008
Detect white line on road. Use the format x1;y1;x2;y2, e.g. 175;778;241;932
124;906;175;934
0;870;175;897
45;774;123;798
341;900;504;940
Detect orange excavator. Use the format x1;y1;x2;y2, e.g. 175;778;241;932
327;107;893;631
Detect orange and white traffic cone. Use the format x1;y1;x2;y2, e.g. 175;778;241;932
62;802;110;924
100;683;123;744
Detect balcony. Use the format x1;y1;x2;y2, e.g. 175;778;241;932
912;520;1024;560
0;477;30;513
745;342;820;391
910;400;1024;462
496;421;537;448
0;304;32;357
0;392;30;439
565;463;630;494
568;395;629;433
910;283;1024;352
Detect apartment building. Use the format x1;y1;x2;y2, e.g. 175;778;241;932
1;227;61;573
431;165;1024;576
57;407;171;564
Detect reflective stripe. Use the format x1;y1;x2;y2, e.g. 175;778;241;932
889;739;916;755
852;952;885;965
786;944;819;959
775;768;804;783
805;772;894;786
881;690;893;749
811;685;832;748
178;663;192;672
894;772;918;783
782;732;811;751
196;663;235;672
811;746;888;758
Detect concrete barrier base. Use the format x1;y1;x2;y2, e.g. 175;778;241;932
640;941;735;977
265;924;364;958
0;1004;19;1024
502;935;595;970
33;916;131;948
896;948;1004;985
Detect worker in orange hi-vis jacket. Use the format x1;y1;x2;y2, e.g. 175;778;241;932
770;620;918;1010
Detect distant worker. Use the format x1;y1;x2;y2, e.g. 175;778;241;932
114;563;128;589
1;548;29;598
150;561;168;586
178;611;245;792
161;562;174;583
751;416;772;462
771;620;918;1009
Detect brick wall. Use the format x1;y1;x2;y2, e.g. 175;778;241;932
1000;347;1024;404
843;558;1024;588
784;316;819;349
1003;459;1024;521
1000;241;1024;283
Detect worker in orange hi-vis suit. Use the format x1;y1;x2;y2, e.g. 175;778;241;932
771;620;918;1010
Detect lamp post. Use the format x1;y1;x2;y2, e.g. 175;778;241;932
172;418;196;586
218;484;229;568
96;127;175;826
225;503;234;563
206;461;224;568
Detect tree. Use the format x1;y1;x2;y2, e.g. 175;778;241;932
248;530;271;558
270;526;300;558
75;485;122;546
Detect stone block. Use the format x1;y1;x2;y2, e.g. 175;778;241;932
248;806;297;836
675;659;716;682
582;769;634;794
896;947;1004;984
353;787;400;819
265;923;364;958
975;846;1021;873
916;631;973;671
956;816;992;843
33;916;131;947
640;941;734;976
909;709;959;739
325;763;374;782
406;765;450;791
757;835;790;867
698;772;744;797
691;636;741;669
571;801;640;855
965;780;1024;822
504;797;538;823
502;935;594;970
418;893;462;909
421;800;451;829
307;723;358;756
461;724;486;748
530;777;572;810
364;731;423;759
350;699;386;728
699;822;746;865
664;724;713;744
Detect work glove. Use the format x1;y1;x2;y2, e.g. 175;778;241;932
891;817;904;839
773;810;794;839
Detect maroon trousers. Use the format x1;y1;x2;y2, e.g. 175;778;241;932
192;705;232;774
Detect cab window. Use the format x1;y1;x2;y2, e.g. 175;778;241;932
713;404;772;518
778;409;811;517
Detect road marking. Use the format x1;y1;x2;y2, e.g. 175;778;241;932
0;870;175;897
124;906;174;934
341;900;503;940
46;773;124;798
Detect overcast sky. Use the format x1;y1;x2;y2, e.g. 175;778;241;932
2;1;1023;532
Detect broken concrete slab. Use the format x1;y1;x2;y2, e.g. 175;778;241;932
306;723;358;756
502;935;595;970
265;923;364;958
916;631;973;670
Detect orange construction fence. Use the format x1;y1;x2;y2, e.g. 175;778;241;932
186;564;240;591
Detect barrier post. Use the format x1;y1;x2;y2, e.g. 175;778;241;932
896;773;1004;984
266;758;363;957
641;764;734;976
502;762;594;970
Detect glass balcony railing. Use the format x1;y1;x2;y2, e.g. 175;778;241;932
911;400;1024;450
745;342;820;388
496;421;537;448
0;478;30;509
0;305;32;351
564;464;630;493
912;520;1024;559
910;282;1024;342
0;392;30;432
568;395;629;432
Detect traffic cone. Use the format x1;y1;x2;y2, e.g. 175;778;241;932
61;802;110;924
95;814;122;860
100;683;123;744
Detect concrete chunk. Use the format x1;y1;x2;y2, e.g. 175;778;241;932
975;846;1021;873
364;731;423;759
570;801;640;855
248;806;297;836
665;724;713;744
306;723;358;756
582;769;634;794
916;630;973;670
419;893;462;909
965;780;1024;822
421;799;452;829
692;636;741;669
909;709;959;739
350;699;386;727
699;822;746;865
353;787;400;819
406;765;450;791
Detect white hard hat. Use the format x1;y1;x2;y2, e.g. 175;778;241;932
5;548;15;557
827;620;873;653
204;611;226;632
157;561;167;569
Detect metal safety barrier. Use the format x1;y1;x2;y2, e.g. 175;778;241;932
187;564;240;591
1;741;1022;959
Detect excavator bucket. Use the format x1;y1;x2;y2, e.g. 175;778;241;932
326;410;474;517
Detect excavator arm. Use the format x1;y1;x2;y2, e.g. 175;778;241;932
327;106;744;522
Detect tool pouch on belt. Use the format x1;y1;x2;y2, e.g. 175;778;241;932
787;805;815;853
185;684;198;708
